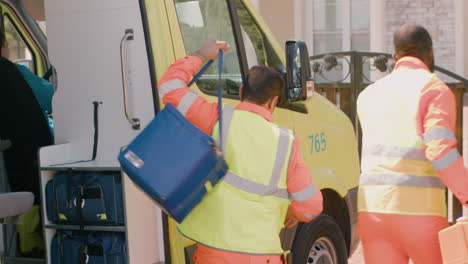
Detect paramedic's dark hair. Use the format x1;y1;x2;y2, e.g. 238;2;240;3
393;23;433;59
241;66;284;105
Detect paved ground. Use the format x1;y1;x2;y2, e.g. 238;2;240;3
348;243;415;264
348;243;365;264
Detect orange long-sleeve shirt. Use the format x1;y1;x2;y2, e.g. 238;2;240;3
157;55;323;222
393;57;468;205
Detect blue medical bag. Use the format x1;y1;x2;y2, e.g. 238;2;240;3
45;172;124;225
51;231;126;264
118;51;228;223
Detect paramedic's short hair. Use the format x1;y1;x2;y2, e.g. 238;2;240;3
242;66;284;105
394;23;432;58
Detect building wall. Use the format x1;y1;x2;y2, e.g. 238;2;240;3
385;0;456;72
455;0;468;77
251;0;463;75
250;0;296;50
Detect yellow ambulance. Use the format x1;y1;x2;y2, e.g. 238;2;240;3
0;0;360;263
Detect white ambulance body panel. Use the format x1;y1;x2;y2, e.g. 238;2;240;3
44;0;155;163
40;1;166;263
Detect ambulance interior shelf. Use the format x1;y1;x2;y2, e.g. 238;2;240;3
39;143;120;171
39;155;127;263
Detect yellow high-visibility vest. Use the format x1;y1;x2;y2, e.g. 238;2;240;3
357;66;446;217
178;105;295;254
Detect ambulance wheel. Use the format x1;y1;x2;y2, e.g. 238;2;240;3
292;214;348;264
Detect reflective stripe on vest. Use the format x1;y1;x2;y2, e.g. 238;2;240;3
431;148;460;170
423;127;460;170
158;79;201;116
289;184;318;202
360;173;445;189
357;67;447;217
423;127;457;142
177;90;199;115
158;79;199;116
362;144;426;160
179;105;300;254
158;79;186;98
216;106;318;201
217;105;234;151
304;212;319;220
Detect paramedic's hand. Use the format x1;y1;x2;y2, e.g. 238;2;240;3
193;39;231;63
284;208;299;228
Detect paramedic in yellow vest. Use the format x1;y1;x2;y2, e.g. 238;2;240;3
157;39;323;264
357;23;468;264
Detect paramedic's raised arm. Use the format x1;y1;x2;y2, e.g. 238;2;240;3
418;79;468;206
285;138;323;227
156;40;230;135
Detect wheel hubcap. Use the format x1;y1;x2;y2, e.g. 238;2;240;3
306;237;338;264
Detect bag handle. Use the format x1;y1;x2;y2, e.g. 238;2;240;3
187;50;225;151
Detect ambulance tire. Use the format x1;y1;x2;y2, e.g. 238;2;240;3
292;214;348;264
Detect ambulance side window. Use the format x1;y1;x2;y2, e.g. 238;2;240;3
174;0;243;97
234;0;282;71
3;15;35;71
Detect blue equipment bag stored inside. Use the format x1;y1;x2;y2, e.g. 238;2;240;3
51;231;126;264
45;171;124;225
118;51;228;223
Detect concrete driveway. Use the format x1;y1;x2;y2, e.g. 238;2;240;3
349;243;365;264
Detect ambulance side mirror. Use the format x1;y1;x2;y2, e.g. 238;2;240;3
285;41;314;101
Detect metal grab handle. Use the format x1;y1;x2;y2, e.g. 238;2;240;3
120;29;140;130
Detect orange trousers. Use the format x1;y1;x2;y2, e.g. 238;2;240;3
358;212;449;264
193;244;284;264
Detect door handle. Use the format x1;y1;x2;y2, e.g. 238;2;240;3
120;29;140;130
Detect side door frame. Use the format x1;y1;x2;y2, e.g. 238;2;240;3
138;0;252;262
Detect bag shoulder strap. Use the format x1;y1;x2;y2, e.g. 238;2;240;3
217;50;224;150
187;50;225;151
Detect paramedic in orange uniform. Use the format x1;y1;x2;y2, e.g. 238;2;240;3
357;23;468;264
157;40;323;264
